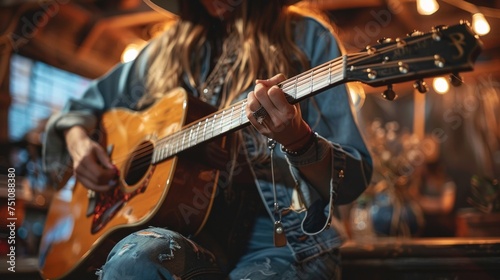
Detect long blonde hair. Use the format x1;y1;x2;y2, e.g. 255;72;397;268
142;0;312;108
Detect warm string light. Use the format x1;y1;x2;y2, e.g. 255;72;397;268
121;41;147;63
121;44;140;62
472;13;491;35
432;77;449;94
416;0;492;36
416;0;439;15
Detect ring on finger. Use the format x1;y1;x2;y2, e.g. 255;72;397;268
252;106;268;125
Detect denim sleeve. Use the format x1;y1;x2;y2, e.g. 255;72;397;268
288;17;373;234
42;46;151;184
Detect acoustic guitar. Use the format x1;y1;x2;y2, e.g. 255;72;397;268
39;23;482;279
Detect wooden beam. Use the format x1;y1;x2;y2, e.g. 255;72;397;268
308;0;385;10
19;36;115;79
77;10;173;58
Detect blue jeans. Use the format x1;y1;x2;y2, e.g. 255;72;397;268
97;219;341;280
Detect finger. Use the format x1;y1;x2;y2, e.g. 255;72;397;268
252;90;284;130
246;74;287;129
77;174;113;192
75;165;116;192
94;144;115;170
246;90;262;112
267;84;294;113
256;73;287;87
252;74;285;109
91;144;118;182
76;160;116;186
76;153;116;187
252;83;274;109
253;74;288;116
245;96;267;128
246;91;265;124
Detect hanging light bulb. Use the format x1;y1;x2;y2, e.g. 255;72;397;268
121;44;140;63
433;77;449;94
416;0;439;15
121;40;147;63
472;13;490;35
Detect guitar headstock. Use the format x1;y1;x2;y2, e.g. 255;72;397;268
346;22;483;92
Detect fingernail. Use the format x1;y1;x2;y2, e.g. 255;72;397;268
112;165;120;176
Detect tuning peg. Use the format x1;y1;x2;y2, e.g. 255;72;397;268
377;37;392;44
460;20;471;27
431;25;447;41
449;73;463;87
407;30;423;37
382;84;397;101
432;25;448;31
365;45;377;55
413;79;428;93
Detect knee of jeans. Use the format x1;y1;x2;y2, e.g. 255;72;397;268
107;228;185;262
98;228;186;279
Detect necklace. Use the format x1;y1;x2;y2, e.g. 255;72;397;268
199;32;239;104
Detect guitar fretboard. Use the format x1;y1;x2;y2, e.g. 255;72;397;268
151;55;347;164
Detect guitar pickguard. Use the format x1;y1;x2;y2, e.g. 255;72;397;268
89;165;155;234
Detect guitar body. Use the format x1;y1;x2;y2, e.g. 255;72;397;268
39;88;220;279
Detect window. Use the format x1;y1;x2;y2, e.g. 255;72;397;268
8;54;90;141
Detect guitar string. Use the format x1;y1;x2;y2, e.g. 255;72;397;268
118;34;439;174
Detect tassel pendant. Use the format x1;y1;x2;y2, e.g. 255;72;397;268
273;221;287;247
268;139;287;247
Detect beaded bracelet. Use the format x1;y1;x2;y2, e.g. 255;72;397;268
281;131;317;156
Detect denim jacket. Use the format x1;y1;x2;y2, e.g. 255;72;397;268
43;15;372;263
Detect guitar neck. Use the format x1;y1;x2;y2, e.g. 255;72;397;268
151;55;347;164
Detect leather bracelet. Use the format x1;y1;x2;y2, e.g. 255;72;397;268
281;131;317;156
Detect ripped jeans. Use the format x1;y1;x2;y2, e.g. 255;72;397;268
97;216;341;280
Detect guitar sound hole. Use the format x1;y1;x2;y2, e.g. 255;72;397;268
125;141;153;186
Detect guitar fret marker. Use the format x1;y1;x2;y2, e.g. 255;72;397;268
310;69;314;93
161;144;165;159
204;119;208;142
212;114;216;138
189;127;193;147
230;106;235;129
220;110;225;133
196;122;201;145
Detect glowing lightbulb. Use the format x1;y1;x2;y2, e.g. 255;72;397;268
416;0;439;15
433;77;449;94
472;13;490;36
122;44;141;62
